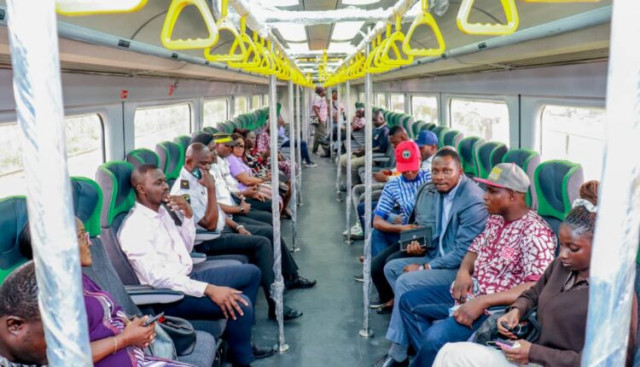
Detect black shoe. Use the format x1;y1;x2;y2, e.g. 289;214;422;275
376;304;393;315
373;354;409;367
285;275;317;289
269;305;303;321
354;273;364;282
252;344;275;360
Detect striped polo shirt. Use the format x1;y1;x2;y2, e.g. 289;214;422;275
374;170;432;224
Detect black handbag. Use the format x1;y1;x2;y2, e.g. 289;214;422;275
159;315;197;356
473;307;541;346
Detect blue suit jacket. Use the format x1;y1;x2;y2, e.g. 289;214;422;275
428;175;488;270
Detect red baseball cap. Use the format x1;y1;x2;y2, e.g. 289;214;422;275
395;141;421;173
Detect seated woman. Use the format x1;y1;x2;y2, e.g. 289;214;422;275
227;133;292;217
19;218;193;367
275;115;317;168
432;181;637;367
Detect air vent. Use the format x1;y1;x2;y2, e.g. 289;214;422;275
118;40;130;48
171;53;179;59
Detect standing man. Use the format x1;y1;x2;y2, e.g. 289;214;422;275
311;86;328;155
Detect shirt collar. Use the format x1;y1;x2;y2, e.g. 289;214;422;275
423;155;434;165
179;167;200;186
443;178;461;200
134;201;163;219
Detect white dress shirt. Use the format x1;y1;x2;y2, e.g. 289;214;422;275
216;157;242;194
171;167;226;233
421;155;434;174
210;163;236;207
118;202;208;297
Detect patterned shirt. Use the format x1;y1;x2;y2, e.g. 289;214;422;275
374;170;431;224
469;211;556;295
312;95;328;122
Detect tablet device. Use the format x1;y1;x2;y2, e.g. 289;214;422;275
399;226;432;251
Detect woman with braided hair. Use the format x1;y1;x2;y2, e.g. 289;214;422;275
433;180;638;367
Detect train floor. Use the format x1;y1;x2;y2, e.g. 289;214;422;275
250;155;391;367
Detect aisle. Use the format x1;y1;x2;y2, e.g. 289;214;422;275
251;156;391;366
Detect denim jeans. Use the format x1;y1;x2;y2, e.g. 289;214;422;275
371;228;399;257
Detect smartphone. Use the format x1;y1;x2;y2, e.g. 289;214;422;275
495;340;516;349
191;167;202;180
143;312;165;327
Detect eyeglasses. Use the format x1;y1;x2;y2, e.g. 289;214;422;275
234;144;245;148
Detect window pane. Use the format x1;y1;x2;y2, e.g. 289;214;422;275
234;97;248;116
540;105;605;180
390;93;405;112
359;92;365;103
263;94;269;107
412;96;439;124
134;104;191;150
450;99;510;143
252;95;261;110
203;99;228;128
0;115;104;197
376;93;386;108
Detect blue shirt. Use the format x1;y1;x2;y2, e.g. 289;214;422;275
374;170;431;224
372;124;390;153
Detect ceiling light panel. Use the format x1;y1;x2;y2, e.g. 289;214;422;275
275;23;307;42
332;21;365;41
341;0;380;5
287;43;310;53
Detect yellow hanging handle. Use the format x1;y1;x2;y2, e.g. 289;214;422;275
456;0;519;36
56;0;148;15
227;17;261;70
204;0;247;62
521;0;600;2
161;0;219;50
402;0;446;57
381;15;414;66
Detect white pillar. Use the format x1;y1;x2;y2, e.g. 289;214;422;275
345;80;353;242
336;84;343;201
5;0;93;365
582;0;640;364
288;80;298;251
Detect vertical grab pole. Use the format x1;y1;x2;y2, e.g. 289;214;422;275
269;70;288;353
345;80;353;244
360;43;374;338
336;84;343;201
328;87;334;160
299;87;307;207
5;1;93;365
582;0;640;365
288;80;299;252
295;85;303;207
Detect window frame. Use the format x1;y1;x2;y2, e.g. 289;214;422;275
133;101;193;150
410;94;439;123
203;98;229;128
447;95;512;144
389;93;406;113
234;96;249;116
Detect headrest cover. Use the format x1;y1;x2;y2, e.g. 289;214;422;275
0;197;28;273
96;161;135;228
70;178;103;237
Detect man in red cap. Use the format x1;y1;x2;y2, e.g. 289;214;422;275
370;141;432;257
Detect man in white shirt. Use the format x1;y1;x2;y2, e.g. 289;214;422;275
172;143;309;321
119;164;271;367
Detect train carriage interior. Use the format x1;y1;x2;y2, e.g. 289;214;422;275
0;0;638;366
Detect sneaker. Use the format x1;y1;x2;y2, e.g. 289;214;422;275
304;162;318;168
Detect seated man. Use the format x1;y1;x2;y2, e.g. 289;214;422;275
416;130;439;173
339;110;389;186
400;163;556;366
371;141;432;257
171;144;313;320
374;149;488;367
0;262;47;367
368;126;411;184
351;108;365;132
119;164;270;366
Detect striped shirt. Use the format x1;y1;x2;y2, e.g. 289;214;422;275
374;170;431;224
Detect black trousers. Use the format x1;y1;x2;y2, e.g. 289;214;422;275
234;216;299;278
372;245;412;303
244;197;273;212
237;208;272;225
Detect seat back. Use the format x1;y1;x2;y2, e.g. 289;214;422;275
443;130;464;150
412;120;425;137
0;196;29;283
534;160;584;236
95;161;140;285
174;135;191;155
431;126;448;147
457;136;484;177
502;149;541;209
424;123;437;131
126;148;160;169
156;141;184;188
475;141;508;179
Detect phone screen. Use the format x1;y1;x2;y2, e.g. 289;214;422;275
191;167;202;180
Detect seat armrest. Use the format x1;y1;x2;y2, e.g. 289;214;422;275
191;252;206;264
373;157;391;163
195;229;221;242
125;285;185;305
372;152;386;157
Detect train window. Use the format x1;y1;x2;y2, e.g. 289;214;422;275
450;99;510;143
0;114;105;197
203;99;228;127
359;92;365;103
376;93;386;108
412;95;438;123
540;105;606;180
234;97;248;116
263;94;269;107
252;95;261;110
134;104;191;150
390;93;405;112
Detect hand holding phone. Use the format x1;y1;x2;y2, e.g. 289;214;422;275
143;312;165;327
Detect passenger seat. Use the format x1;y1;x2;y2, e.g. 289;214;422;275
502;149;541;210
0;196;29;283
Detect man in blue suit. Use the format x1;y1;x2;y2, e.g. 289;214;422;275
374;149;488;367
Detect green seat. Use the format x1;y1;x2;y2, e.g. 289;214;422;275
431;126;449;148
412;120;425;137
443;130;464;149
424;123;437;131
0;196;28;283
125;148;160;169
534;160;584;237
502;149;541;209
203;127;217;135
155;141;185;187
475;141;508;179
174;135;191;154
457;136;484;177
